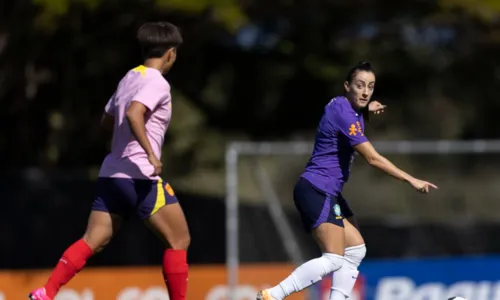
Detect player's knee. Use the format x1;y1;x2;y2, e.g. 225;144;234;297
82;233;112;253
319;253;345;276
168;232;191;250
344;244;366;268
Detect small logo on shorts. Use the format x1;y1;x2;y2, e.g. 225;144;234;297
165;183;175;196
333;204;341;218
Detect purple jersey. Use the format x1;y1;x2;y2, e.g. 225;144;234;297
301;96;368;196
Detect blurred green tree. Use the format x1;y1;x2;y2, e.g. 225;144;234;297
0;0;499;197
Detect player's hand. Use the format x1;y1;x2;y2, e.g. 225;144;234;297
409;178;438;194
368;101;386;115
148;154;163;176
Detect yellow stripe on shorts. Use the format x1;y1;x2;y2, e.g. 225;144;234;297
151;179;166;216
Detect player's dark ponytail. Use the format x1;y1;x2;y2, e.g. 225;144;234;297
345;61;376;121
345;61;374;83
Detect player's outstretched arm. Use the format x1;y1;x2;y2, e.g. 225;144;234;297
354;142;438;194
126;101;162;176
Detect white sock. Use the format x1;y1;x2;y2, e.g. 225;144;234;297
330;289;348;300
329;244;366;300
268;253;344;300
329;264;359;300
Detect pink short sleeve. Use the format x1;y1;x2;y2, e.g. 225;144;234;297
133;81;169;111
104;93;116;115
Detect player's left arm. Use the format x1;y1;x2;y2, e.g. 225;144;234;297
101;94;116;132
336;111;437;193
101;113;114;132
354;141;438;193
354;141;413;182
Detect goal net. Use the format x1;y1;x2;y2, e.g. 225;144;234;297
224;140;500;300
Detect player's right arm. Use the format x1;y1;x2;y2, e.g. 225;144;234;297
126;81;168;176
126;101;155;156
127;101;163;176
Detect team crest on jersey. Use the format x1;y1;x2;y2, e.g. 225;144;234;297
333;204;341;217
356;121;364;136
348;124;357;136
349;122;364;136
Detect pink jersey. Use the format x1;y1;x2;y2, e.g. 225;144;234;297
98;65;172;180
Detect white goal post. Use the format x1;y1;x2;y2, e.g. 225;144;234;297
225;139;500;300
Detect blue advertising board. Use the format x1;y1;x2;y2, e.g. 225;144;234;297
312;256;500;300
360;256;500;300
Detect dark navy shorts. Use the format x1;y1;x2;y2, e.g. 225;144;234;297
92;177;178;220
294;177;354;232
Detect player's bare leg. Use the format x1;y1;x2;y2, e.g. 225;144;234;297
145;202;190;300
29;211;122;300
344;217;364;249
258;223;345;300
328;217;366;300
83;211;123;252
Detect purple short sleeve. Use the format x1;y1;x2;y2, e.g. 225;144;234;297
334;110;368;146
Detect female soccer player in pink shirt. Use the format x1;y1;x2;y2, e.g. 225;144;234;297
29;22;190;300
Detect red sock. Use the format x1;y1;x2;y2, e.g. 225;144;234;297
44;239;93;299
163;249;189;300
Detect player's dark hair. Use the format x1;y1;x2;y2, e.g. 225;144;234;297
137;22;183;59
345;61;375;83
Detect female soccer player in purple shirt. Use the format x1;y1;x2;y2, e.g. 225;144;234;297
258;62;437;300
